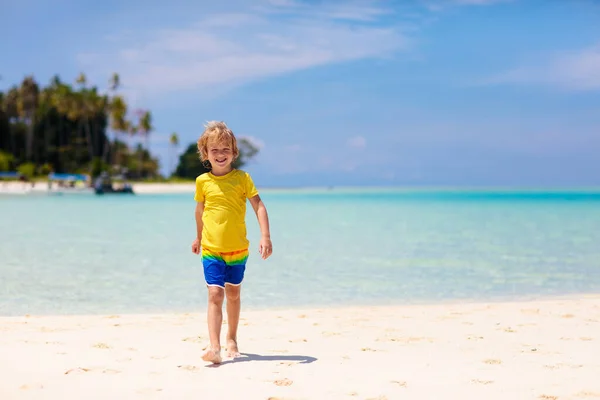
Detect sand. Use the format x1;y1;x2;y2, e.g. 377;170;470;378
1;297;599;400
0;181;196;195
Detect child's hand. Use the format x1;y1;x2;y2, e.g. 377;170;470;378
191;238;201;254
259;236;272;260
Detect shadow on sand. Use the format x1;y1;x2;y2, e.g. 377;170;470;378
207;352;317;367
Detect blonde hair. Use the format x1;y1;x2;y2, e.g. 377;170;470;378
197;121;240;165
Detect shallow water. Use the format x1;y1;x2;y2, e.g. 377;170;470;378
1;188;600;315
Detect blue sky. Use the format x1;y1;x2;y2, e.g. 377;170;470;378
2;0;600;187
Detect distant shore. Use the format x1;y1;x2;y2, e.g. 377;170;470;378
1;297;599;399
0;181;196;195
3;180;600;196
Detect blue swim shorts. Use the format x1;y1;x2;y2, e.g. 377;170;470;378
201;248;249;288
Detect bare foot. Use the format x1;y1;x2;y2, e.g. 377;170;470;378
226;339;241;358
201;347;222;364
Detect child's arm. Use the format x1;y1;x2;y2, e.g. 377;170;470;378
249;194;272;259
192;202;204;254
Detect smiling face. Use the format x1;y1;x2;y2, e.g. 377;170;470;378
207;139;234;175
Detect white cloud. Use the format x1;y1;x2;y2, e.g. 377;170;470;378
484;44;600;91
77;1;408;98
347;136;367;148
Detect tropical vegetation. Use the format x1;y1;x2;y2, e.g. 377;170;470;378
0;73;260;181
0;73;157;179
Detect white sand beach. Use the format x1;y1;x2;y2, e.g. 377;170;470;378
0;181;195;195
1;297;599;400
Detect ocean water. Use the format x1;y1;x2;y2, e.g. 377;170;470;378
1;188;600;316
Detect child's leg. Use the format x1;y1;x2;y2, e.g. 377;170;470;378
202;286;224;363
225;284;241;357
222;249;248;358
201;249;227;364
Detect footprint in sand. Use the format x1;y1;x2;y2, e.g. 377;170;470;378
102;369;121;374
177;365;201;372
576;391;600;398
273;378;293;386
277;362;296;367
544;363;583;370
483;359;502;365
19;383;44;390
182;336;203;343
467;335;484;341
64;367;91;375
378;336;432;344
471;379;494;385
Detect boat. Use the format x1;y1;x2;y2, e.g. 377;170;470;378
93;172;135;195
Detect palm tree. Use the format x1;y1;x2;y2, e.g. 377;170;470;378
169;132;179;177
18;76;40;162
109;95;128;167
137;110;153;178
49;79;72;170
109;73;120;92
2;88;19;158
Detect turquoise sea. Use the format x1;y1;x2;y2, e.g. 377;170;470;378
1;188;600;316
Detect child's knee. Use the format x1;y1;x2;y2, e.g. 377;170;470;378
207;286;225;304
225;285;241;301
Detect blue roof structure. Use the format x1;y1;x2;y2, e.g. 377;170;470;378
48;173;89;181
0;171;21;178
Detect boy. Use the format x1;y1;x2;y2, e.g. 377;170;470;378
191;121;272;364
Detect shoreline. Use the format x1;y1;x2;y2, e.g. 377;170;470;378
5;292;600;318
2;180;600;196
2;297;599;399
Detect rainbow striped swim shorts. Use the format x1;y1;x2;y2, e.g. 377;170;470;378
201;248;249;288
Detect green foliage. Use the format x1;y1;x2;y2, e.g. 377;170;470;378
90;157;108;177
173;138;260;180
0;150;14;171
174;144;210;180
38;162;53;175
235;137;260;168
17;162;36;179
0;73;160;180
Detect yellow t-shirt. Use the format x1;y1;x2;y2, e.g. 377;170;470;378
194;169;259;252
